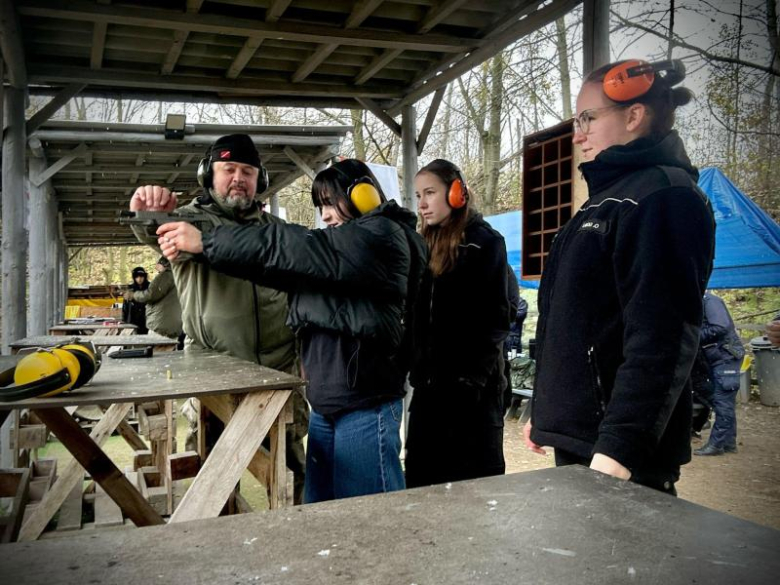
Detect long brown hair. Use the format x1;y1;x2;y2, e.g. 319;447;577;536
418;159;474;277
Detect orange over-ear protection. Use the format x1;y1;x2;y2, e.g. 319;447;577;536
603;59;686;102
346;177;382;215
447;173;468;209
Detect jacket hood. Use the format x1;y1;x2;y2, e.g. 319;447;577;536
361;200;418;230
579;131;698;192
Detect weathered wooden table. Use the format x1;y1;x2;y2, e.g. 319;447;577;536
48;323;138;335
1;466;777;584
10;334;178;353
0;349;304;541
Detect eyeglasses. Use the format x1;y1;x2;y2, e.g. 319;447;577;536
573;105;627;135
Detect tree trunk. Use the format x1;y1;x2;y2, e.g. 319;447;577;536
482;53;505;215
759;0;779;203
351;109;366;160
440;84;453;159
555;16;572;119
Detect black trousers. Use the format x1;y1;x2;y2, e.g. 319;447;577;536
554;449;679;496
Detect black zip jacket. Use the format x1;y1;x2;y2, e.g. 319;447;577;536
410;213;512;394
202;201;427;416
530;131;716;473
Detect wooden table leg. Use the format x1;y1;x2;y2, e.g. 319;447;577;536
32;407;165;529
169;389;291;523
18;403;134;541
269;400;292;509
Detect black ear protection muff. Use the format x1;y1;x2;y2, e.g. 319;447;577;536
0;342;101;402
446;170;469;209
346;177;383;215
197;146;270;196
603;59;686;103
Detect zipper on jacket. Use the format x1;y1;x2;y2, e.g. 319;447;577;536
587;345;606;413
252;283;262;364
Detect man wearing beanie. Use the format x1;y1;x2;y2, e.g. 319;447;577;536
128;133;308;503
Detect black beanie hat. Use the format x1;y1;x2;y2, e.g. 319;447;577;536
209;134;262;169
132;266;147;277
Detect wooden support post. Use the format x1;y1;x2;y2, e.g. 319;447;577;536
2;86;27;354
28;157;49;337
583;0;610;76
0;467;31;543
401;104;418;211
416;86;446;156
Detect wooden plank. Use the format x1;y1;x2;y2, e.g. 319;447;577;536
26;83;86;135
292;43;338;83
283;146;316;180
161;30;189;75
94;484;124;527
0;468;30;543
13;424;48;450
31;143;88;187
90;21;107;69
417;0;469;33
417;85;446;155
226;37;264;79
17;403;131;541
354;48;403;85
132;449;152;471
170;390;291;523
265;0;293;22
54;478;84;532
115;418;147;451
356;97;402;137
29;407;164;533
168;452;200;481
269;401;291;509
345;0;385;29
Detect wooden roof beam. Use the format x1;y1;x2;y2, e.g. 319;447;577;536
26;83;86;135
226;37;264;79
283;146;316;181
161;1;205;75
90;21;107;69
356;98;401;138
17;2;476;53
292;43;338;83
417;0;469;34
345;0;385;29
32;142;87;187
354;48;402;86
266;0;293;23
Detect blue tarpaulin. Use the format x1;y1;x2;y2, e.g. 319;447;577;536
484;211;539;289
486;167;780;290
698;167;780;289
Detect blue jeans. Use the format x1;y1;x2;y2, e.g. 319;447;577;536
304;399;405;504
709;364;740;449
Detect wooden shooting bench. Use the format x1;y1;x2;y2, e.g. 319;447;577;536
1;466;778;584
0;349;303;542
48;323;138;336
10;334;179;354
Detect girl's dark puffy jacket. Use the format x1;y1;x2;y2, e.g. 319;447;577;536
410;213;512;394
201;201;427;415
530;131;716;473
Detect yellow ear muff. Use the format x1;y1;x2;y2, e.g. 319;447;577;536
349;181;382;215
13;349;78;398
60;344;98;389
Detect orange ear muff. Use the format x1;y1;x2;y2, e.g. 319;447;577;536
348;178;382;215
603;59;686;103
447;178;467;209
603;59;655;102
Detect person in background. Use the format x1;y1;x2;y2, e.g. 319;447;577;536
124;256;183;343
156;159;427;504
122;266;149;334
524;59;715;495
405;159;512;488
694;292;745;456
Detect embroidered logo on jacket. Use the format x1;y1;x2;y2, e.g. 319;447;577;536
578;220;609;235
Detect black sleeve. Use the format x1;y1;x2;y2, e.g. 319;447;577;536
594;187;715;469
202;220;408;300
506;264;520;322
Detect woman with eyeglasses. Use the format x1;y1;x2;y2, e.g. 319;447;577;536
405;159;512;488
523;60;716;495
157;159;427;503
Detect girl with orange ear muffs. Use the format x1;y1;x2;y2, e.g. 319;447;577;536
524;59;716;496
405;159;513;487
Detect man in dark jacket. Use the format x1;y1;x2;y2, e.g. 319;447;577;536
124;257;183;341
128;134;307;502
694;292;745;456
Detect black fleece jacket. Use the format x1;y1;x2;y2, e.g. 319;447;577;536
202;201;427;415
530;131;715;473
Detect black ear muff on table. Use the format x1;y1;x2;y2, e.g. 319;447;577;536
0;342;101;402
602;59;686;102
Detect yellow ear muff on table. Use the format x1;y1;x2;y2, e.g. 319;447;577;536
59;343;100;389
12;349;77;398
